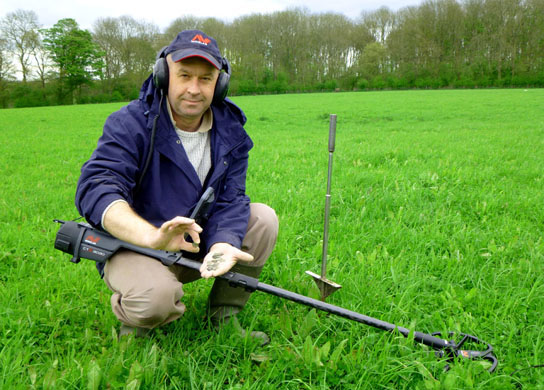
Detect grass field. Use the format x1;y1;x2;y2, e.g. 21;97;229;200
1;89;543;389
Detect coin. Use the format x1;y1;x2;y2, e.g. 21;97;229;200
206;259;221;271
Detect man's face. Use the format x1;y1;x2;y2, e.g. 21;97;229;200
167;55;219;130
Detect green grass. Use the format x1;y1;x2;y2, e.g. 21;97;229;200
1;89;543;389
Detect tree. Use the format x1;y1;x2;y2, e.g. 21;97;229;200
43;18;104;104
0;36;15;107
92;17;124;81
115;16;159;82
32;31;51;89
0;36;14;81
93;16;159;94
359;42;387;79
229;13;273;87
163;16;226;48
310;12;357;82
0;9;40;83
523;0;544;83
360;6;396;45
164;16;207;44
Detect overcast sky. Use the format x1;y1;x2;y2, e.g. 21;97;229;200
1;0;420;30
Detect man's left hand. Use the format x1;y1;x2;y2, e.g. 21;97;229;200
200;243;254;279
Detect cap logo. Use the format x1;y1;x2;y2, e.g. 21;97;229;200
191;34;211;46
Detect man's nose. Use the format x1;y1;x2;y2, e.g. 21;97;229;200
187;77;200;95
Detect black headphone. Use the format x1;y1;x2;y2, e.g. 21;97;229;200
153;46;231;104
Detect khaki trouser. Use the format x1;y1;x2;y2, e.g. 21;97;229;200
103;203;278;329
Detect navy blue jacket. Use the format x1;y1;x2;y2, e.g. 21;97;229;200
75;75;253;253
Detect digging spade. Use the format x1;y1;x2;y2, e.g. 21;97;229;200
306;114;342;301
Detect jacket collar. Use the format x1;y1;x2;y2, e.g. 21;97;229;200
140;74;249;152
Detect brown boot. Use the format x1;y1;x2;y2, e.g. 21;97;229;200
211;314;270;346
208;264;270;346
119;324;152;339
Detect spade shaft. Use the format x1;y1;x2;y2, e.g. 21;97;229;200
306;114;342;301
321;114;336;280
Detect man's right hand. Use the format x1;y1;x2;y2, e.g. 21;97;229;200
148;216;202;252
103;201;202;252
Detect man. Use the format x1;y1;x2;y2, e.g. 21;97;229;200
75;30;278;344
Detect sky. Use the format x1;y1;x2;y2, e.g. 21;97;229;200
1;0;420;30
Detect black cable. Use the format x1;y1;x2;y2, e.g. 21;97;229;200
136;90;164;193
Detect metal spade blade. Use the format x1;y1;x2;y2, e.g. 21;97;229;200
305;270;342;301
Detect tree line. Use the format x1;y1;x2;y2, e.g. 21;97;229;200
1;0;543;108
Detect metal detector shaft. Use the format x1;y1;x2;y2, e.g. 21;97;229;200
256;281;448;349
56;220;445;350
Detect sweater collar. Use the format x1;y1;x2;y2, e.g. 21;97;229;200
165;97;213;134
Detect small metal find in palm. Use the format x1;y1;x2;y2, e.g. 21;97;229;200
306;114;342;301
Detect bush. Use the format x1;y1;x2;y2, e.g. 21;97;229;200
313;80;337;92
511;73;544;87
110;90;124;102
0;83;11;108
266;72;289;94
414;77;441;89
12;84;50;108
267;80;288;94
453;76;475;88
357;78;369;90
338;75;358;91
384;76;401;89
370;76;387;89
474;76;491;88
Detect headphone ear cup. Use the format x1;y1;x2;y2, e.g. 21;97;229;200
153;57;169;93
213;71;230;104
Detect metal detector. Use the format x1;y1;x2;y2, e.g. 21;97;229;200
52;219;498;373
